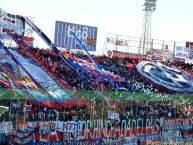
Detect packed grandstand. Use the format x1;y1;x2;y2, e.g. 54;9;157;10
0;8;193;145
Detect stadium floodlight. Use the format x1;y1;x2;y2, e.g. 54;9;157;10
138;0;157;55
143;0;157;12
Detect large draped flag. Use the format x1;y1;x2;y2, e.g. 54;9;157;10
64;54;125;83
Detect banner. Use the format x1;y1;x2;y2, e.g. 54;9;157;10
163;118;193;131
175;46;189;59
111;50;147;60
0;9;25;35
136;61;193;93
162;118;193;142
0;119;192;143
189;47;193;59
0;19;24;34
186;41;193;48
115;39;128;46
54;21;97;51
51;121;83;133
106;38;128;46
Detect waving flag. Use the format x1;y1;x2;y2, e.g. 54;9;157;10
64;54;125;83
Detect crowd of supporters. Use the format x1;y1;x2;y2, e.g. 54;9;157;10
29;47;110;91
0;100;192;122
22;47;158;94
166;61;193;74
0;100;89;122
0;47;193;124
99;56;158;93
122;101;192;119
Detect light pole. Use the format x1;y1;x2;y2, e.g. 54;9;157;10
139;0;157;55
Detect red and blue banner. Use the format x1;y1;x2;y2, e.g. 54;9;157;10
0;119;192;144
64;54;125;83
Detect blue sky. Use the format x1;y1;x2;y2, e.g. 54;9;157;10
1;0;193;53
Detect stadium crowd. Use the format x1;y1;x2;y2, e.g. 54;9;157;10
0;99;192;122
122;101;193;119
21;47;159;94
0;47;193;125
166;61;193;74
